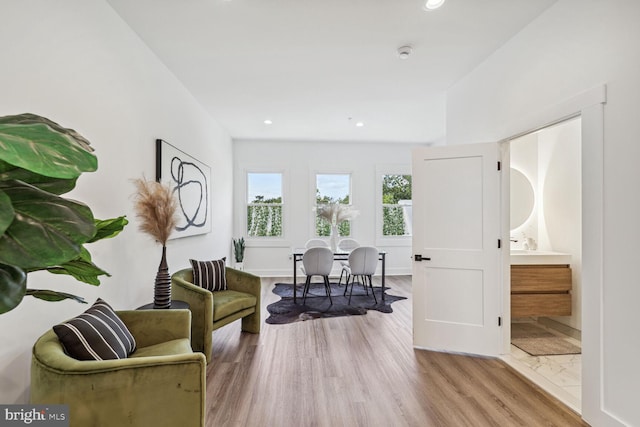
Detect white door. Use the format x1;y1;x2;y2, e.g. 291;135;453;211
412;142;503;357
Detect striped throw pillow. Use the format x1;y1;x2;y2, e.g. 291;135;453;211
190;258;227;291
53;298;136;361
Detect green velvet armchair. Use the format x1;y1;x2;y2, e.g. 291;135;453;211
30;309;206;427
171;267;261;363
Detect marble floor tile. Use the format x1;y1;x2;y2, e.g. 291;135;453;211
502;321;582;413
531;359;581;387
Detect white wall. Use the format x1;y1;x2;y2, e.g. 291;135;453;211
538;119;582;331
0;1;233;404
511;119;582;331
446;0;640;425
233;140;424;277
510;132;539;244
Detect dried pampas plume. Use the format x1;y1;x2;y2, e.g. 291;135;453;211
315;203;359;226
132;178;178;246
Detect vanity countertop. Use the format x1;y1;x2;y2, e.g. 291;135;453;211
510;250;571;265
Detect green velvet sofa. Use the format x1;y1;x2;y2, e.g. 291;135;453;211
30;309;206;427
171;267;261;363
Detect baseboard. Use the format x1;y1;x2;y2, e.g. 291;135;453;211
537;317;582;341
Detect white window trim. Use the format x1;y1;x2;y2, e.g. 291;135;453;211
375;165;412;247
311;170;354;238
244;168;288;243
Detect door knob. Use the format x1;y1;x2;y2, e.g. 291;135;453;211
414;254;431;261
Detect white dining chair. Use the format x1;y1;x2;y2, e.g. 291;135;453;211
337;238;360;285
337;238;359;252
344;246;379;304
305;238;329;248
302;246;334;305
300;239;330;277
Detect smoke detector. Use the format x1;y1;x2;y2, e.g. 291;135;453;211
397;45;413;60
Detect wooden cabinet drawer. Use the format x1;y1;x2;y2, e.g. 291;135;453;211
511;265;572;293
512;294;572;317
510;264;572;317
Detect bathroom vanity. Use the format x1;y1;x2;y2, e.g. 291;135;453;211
510;251;572;317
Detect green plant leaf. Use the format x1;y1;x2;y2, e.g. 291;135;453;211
43;247;110;286
0;113;97;179
0;189;15;235
0;160;77;195
26;289;87;304
0;180;96;269
88;216;128;243
44;260;109;286
35;214;128;284
0;114;93;150
0;264;26;314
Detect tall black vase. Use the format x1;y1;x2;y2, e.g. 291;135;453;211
154;245;171;309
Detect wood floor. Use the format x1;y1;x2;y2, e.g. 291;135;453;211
205;276;588;426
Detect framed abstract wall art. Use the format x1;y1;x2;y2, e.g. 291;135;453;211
156;139;211;239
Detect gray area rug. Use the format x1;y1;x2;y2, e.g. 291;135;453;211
512;323;581;356
511;322;556;339
265;282;406;324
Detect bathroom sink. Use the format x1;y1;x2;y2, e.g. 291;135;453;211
510;250;571;265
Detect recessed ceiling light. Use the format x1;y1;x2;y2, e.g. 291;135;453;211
355;122;364;127
424;0;446;10
263;119;273;125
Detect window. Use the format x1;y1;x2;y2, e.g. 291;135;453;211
315;173;351;236
247;173;283;237
382;174;412;236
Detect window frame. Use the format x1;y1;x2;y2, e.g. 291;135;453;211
245;170;285;239
312;171;354;238
376;166;412;246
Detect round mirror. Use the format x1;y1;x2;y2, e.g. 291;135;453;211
510;168;534;230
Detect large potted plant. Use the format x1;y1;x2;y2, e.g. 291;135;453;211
0;113;127;314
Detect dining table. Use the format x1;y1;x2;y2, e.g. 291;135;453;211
291;248;386;304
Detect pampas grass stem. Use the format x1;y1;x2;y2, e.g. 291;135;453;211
133;178;178;245
315;202;359;226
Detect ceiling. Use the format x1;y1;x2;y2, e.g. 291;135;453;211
107;0;556;144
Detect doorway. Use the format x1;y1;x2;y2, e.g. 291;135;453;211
411;86;605;422
503;116;583;413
